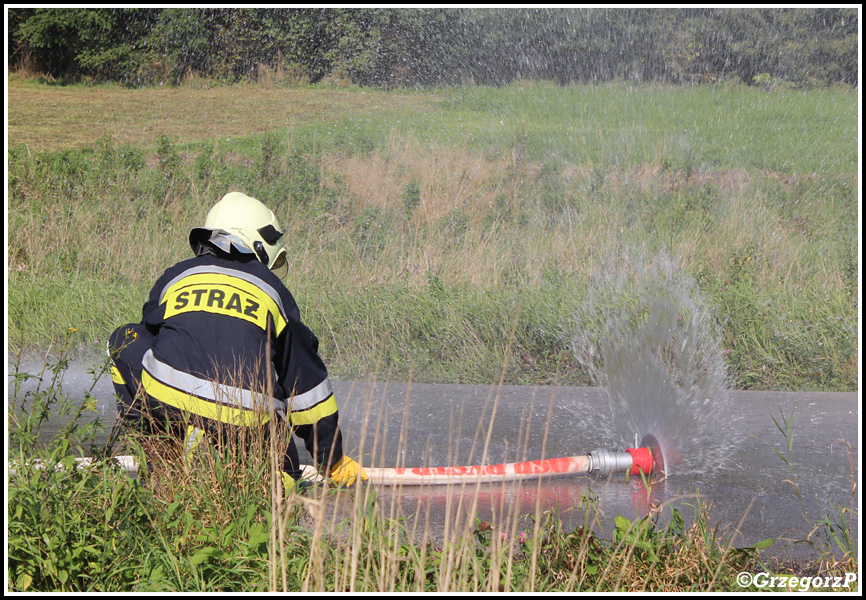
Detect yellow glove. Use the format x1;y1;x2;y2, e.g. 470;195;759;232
280;471;296;492
279;471;315;496
328;455;368;486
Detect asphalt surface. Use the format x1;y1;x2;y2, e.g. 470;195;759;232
8;366;859;561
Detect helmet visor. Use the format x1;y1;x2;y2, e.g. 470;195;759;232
271;248;288;279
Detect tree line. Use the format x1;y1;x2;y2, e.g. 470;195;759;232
7;8;858;88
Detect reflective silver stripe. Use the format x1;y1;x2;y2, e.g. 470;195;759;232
185;426;204;455
142;349;285;412
288;378;333;412
158;265;288;321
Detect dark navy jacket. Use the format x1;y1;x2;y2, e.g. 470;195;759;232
139;253;343;469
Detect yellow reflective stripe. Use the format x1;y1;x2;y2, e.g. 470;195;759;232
110;365;126;385
288;394;338;426
159;265;287;315
142;370;270;427
161;272;287;335
142;349;281;412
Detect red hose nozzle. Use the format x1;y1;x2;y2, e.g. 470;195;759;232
626;446;653;475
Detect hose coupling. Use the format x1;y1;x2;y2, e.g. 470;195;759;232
589;448;636;477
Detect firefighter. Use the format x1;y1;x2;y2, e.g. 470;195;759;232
108;191;367;487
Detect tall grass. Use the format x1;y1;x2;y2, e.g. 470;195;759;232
6;79;858;390
8;350;858;592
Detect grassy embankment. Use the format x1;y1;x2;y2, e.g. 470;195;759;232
7;76;858;391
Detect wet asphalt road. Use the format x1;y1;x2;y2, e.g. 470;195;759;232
8;367;859;560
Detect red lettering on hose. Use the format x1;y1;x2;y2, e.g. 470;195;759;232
513;457;575;475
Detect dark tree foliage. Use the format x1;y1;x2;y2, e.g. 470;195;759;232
10;8;157;82
7;7;858;87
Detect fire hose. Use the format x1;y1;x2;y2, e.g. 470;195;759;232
10;435;665;485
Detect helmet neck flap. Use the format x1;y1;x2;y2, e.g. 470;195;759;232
189;192;288;278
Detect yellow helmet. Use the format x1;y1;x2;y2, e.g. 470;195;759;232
189;192;288;278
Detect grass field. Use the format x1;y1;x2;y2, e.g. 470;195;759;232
6;75;859;391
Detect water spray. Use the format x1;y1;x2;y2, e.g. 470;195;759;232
9;434;665;485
